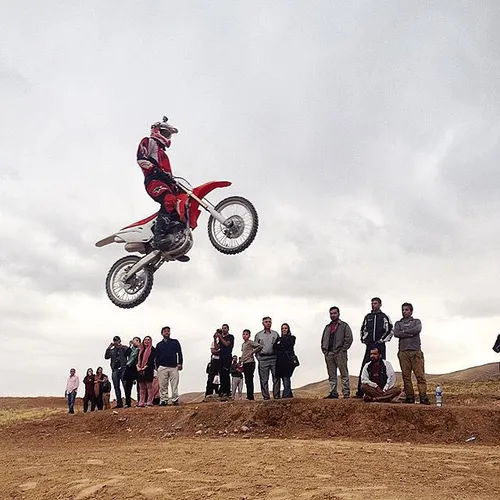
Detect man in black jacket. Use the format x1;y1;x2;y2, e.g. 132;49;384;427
355;297;393;398
215;324;234;399
155;326;183;406
494;334;500;372
493;334;500;354
104;335;129;408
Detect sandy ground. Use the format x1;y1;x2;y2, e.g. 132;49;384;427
2;436;500;500
1;368;499;500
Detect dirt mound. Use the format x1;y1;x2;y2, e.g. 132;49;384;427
4;398;500;446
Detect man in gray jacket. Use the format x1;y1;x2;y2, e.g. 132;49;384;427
255;316;280;400
321;306;353;398
393;302;430;405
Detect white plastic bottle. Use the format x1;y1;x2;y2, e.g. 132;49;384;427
435;385;443;407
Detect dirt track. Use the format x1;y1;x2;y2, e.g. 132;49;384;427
3;436;500;500
1;397;500;499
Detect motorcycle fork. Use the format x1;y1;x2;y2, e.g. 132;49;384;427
124;250;161;280
183;189;227;225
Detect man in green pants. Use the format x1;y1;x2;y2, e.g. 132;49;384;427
394;302;430;405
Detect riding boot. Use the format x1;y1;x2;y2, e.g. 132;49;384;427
152;213;169;250
152;212;185;251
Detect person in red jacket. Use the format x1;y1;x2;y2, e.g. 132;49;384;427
137;116;185;251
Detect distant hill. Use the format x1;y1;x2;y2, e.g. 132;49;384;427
426;363;500;383
296;362;500;398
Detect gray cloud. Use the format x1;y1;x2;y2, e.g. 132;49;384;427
1;1;500;396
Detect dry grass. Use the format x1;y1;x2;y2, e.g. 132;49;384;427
0;408;64;427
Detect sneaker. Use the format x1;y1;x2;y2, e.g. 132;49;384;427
343;394;351;399
159;401;168;406
403;397;415;404
419;397;431;405
324;393;339;399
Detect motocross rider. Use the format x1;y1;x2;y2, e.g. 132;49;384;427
136;116;186;252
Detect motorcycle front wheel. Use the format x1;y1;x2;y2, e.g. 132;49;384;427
207;196;258;255
105;255;154;308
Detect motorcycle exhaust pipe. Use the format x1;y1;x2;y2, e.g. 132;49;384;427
124;250;161;280
124;242;147;254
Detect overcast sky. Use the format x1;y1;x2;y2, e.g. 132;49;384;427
1;1;499;397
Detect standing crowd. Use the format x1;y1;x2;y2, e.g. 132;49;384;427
64;367;112;414
321;297;430;404
65;326;182;413
65;296;498;413
204;318;299;402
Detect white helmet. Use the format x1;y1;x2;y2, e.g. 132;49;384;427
150;116;178;148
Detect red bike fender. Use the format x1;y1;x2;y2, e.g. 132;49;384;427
193;180;232;199
179;181;231;229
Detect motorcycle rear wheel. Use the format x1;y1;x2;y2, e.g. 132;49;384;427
207;196;258;255
105;255;154;309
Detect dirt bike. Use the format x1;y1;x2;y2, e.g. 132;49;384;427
95;177;258;308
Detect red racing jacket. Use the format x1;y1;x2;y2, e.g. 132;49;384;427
136;137;173;179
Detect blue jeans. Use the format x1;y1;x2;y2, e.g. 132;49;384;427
67;390;77;413
282;377;293;398
112;367;126;406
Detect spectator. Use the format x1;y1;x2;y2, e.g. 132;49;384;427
82;368;96;412
230;356;244;400
137;335;156;407
205;361;221;399
104;335;129;408
275;323;297;398
152;371;160;405
241;329;262;401
360;346;401;402
204;331;221;398
215;324;234;399
356;297;393;398
94;366;104;410
394;302;430;405
205;362;212;392
493;334;500;353
494;334;500;372
212;374;220;395
255;316;280;400
101;375;112;409
124;336;141;408
65;368;79;414
155;326;183;406
321;306;353;399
